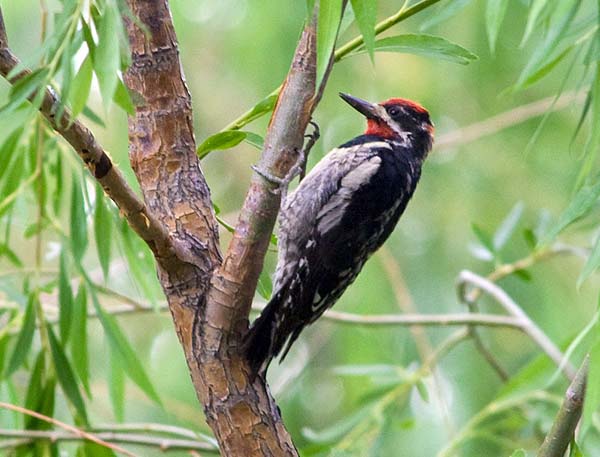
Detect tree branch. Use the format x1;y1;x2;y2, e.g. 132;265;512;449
205;16;322;341
221;0;441;134
0;429;218;453
457;270;576;380
537;355;588;457
0;402;136;457
436;91;585;151
0;8;188;271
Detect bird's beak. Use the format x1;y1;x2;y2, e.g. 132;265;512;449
339;93;379;120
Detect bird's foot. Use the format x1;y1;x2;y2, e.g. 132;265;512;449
251;119;320;198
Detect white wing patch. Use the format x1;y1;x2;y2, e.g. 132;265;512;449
316;156;382;235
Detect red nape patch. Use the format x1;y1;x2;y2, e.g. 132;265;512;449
365;119;397;138
382;98;428;114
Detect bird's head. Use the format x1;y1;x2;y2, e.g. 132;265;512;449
339;93;434;148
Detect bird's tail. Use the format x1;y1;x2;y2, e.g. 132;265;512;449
243;290;291;377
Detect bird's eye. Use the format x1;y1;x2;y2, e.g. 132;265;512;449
388;107;400;117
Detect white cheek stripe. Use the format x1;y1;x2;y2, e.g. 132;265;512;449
374;105;413;146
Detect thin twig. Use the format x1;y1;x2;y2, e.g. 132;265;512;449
457;270;576;381
463;296;510;381
467;245;583;304
537;355;589;457
334;0;443;59
436;91;585;151
221;0;443;133
0;402;137;457
0;429;218;453
92;422;203;440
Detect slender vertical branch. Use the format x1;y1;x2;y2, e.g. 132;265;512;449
537;356;589;457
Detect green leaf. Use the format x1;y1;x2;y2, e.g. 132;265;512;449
415;380;429;403
522;228;537;249
52;152;64;215
57;35;79;123
229;93;278;131
94;184;112;280
493;202;524;250
58;249;74;343
119;220;157;306
81;18;97;62
522;0;549;44
4;294;36;378
24;220;50;239
197;130;247;158
24;351;46;415
257;269;273;300
485;0;509;53
244;132;264;150
69;55;93;120
89;290;161;405
519;45;574;89
0;128;23;183
113;78;135;115
70;174;88;263
0;243;23;268
303;404;373;444
317;0;344;85
578;232;600;287
1;68;49;116
351;34;478;65
350;0;377;62
509;450;527;457
82;105;106;126
81;442;117;457
47;326;89;425
540;181;600;245
71;284;90;396
516;0;583;87
94;3;121;108
513;269;532;282
569;440;583;457
0;160;26;220
471;223;495;255
26;377;56;431
109;346;125;421
585;64;600;164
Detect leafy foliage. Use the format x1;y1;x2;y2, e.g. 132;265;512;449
1;0;600;455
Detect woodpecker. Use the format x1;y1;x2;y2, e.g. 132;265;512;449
244;93;434;376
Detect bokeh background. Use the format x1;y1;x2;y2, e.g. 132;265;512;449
0;0;598;455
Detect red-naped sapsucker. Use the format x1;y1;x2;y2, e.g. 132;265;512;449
244;93;434;376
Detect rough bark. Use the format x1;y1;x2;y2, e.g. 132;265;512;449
190;18;321;456
0;10;184;267
0;0;334;454
122;1;329;455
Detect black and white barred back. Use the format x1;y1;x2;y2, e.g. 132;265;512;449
244;133;430;375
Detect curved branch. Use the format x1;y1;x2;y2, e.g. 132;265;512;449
457;270;576;380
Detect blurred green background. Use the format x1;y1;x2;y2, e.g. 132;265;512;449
0;0;599;455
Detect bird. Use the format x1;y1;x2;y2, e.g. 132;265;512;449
244;92;434;377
